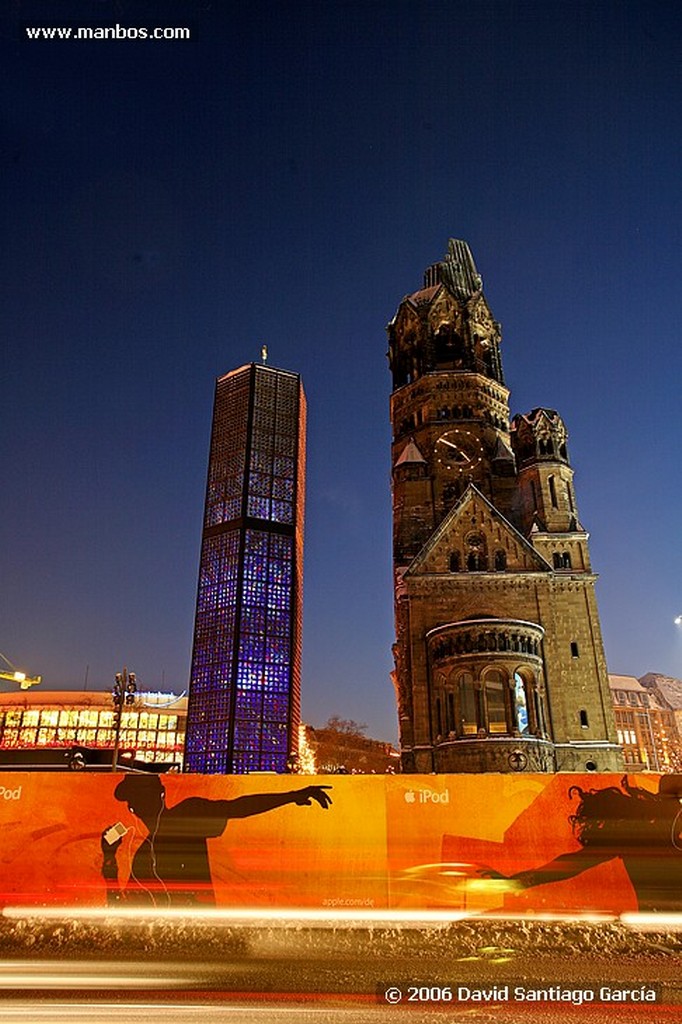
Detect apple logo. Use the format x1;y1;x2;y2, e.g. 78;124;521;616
404;790;416;804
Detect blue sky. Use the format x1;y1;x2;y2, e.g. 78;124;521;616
2;0;681;741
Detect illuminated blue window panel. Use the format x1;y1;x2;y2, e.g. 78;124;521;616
185;363;305;774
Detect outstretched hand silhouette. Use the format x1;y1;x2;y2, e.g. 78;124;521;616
294;785;333;808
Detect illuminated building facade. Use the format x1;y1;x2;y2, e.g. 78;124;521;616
388;239;622;774
185;363;306;773
610;675;681;772
0;691;186;768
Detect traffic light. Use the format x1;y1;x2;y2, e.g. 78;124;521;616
126;672;137;705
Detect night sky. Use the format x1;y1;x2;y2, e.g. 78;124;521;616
2;0;681;743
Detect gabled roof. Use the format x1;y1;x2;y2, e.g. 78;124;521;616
395;438;426;466
491;436;515;463
405;484;552;577
405;284;440;307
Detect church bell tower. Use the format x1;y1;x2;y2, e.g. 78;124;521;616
388;240;622;775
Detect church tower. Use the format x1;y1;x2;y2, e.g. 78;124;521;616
388;240;621;774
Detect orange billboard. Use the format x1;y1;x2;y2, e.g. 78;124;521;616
0;772;679;914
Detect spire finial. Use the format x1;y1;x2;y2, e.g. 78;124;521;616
261;345;268;364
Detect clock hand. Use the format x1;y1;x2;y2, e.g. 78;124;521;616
438;438;460;450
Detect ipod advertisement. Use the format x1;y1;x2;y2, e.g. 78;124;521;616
0;771;679;913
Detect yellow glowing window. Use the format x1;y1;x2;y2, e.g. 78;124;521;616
24;711;40;727
486;671;508;734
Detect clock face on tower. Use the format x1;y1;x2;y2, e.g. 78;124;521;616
434;429;485;473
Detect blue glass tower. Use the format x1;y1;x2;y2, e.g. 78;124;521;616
184;363;306;773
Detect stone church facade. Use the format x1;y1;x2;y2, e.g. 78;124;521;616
388;240;622;774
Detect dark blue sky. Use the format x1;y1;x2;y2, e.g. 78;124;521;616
2;0;681;741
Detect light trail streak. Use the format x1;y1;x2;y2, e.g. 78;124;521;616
1;905;469;928
1;905;629;927
620;913;682;930
0;960;193;989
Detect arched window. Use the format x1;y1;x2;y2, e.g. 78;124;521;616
449;551;461;572
562;552;572;569
485;669;508;735
553;552;562;569
466;533;487;572
435;698;443;737
548;475;558;508
434;325;464;367
447;692;455;734
494;550;507;571
513;672;530;735
458;672;477;735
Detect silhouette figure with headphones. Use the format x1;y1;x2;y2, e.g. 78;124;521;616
481;775;682;912
101;774;332;906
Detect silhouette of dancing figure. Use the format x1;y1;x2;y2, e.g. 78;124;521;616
101;774;332;906
497;775;682;912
